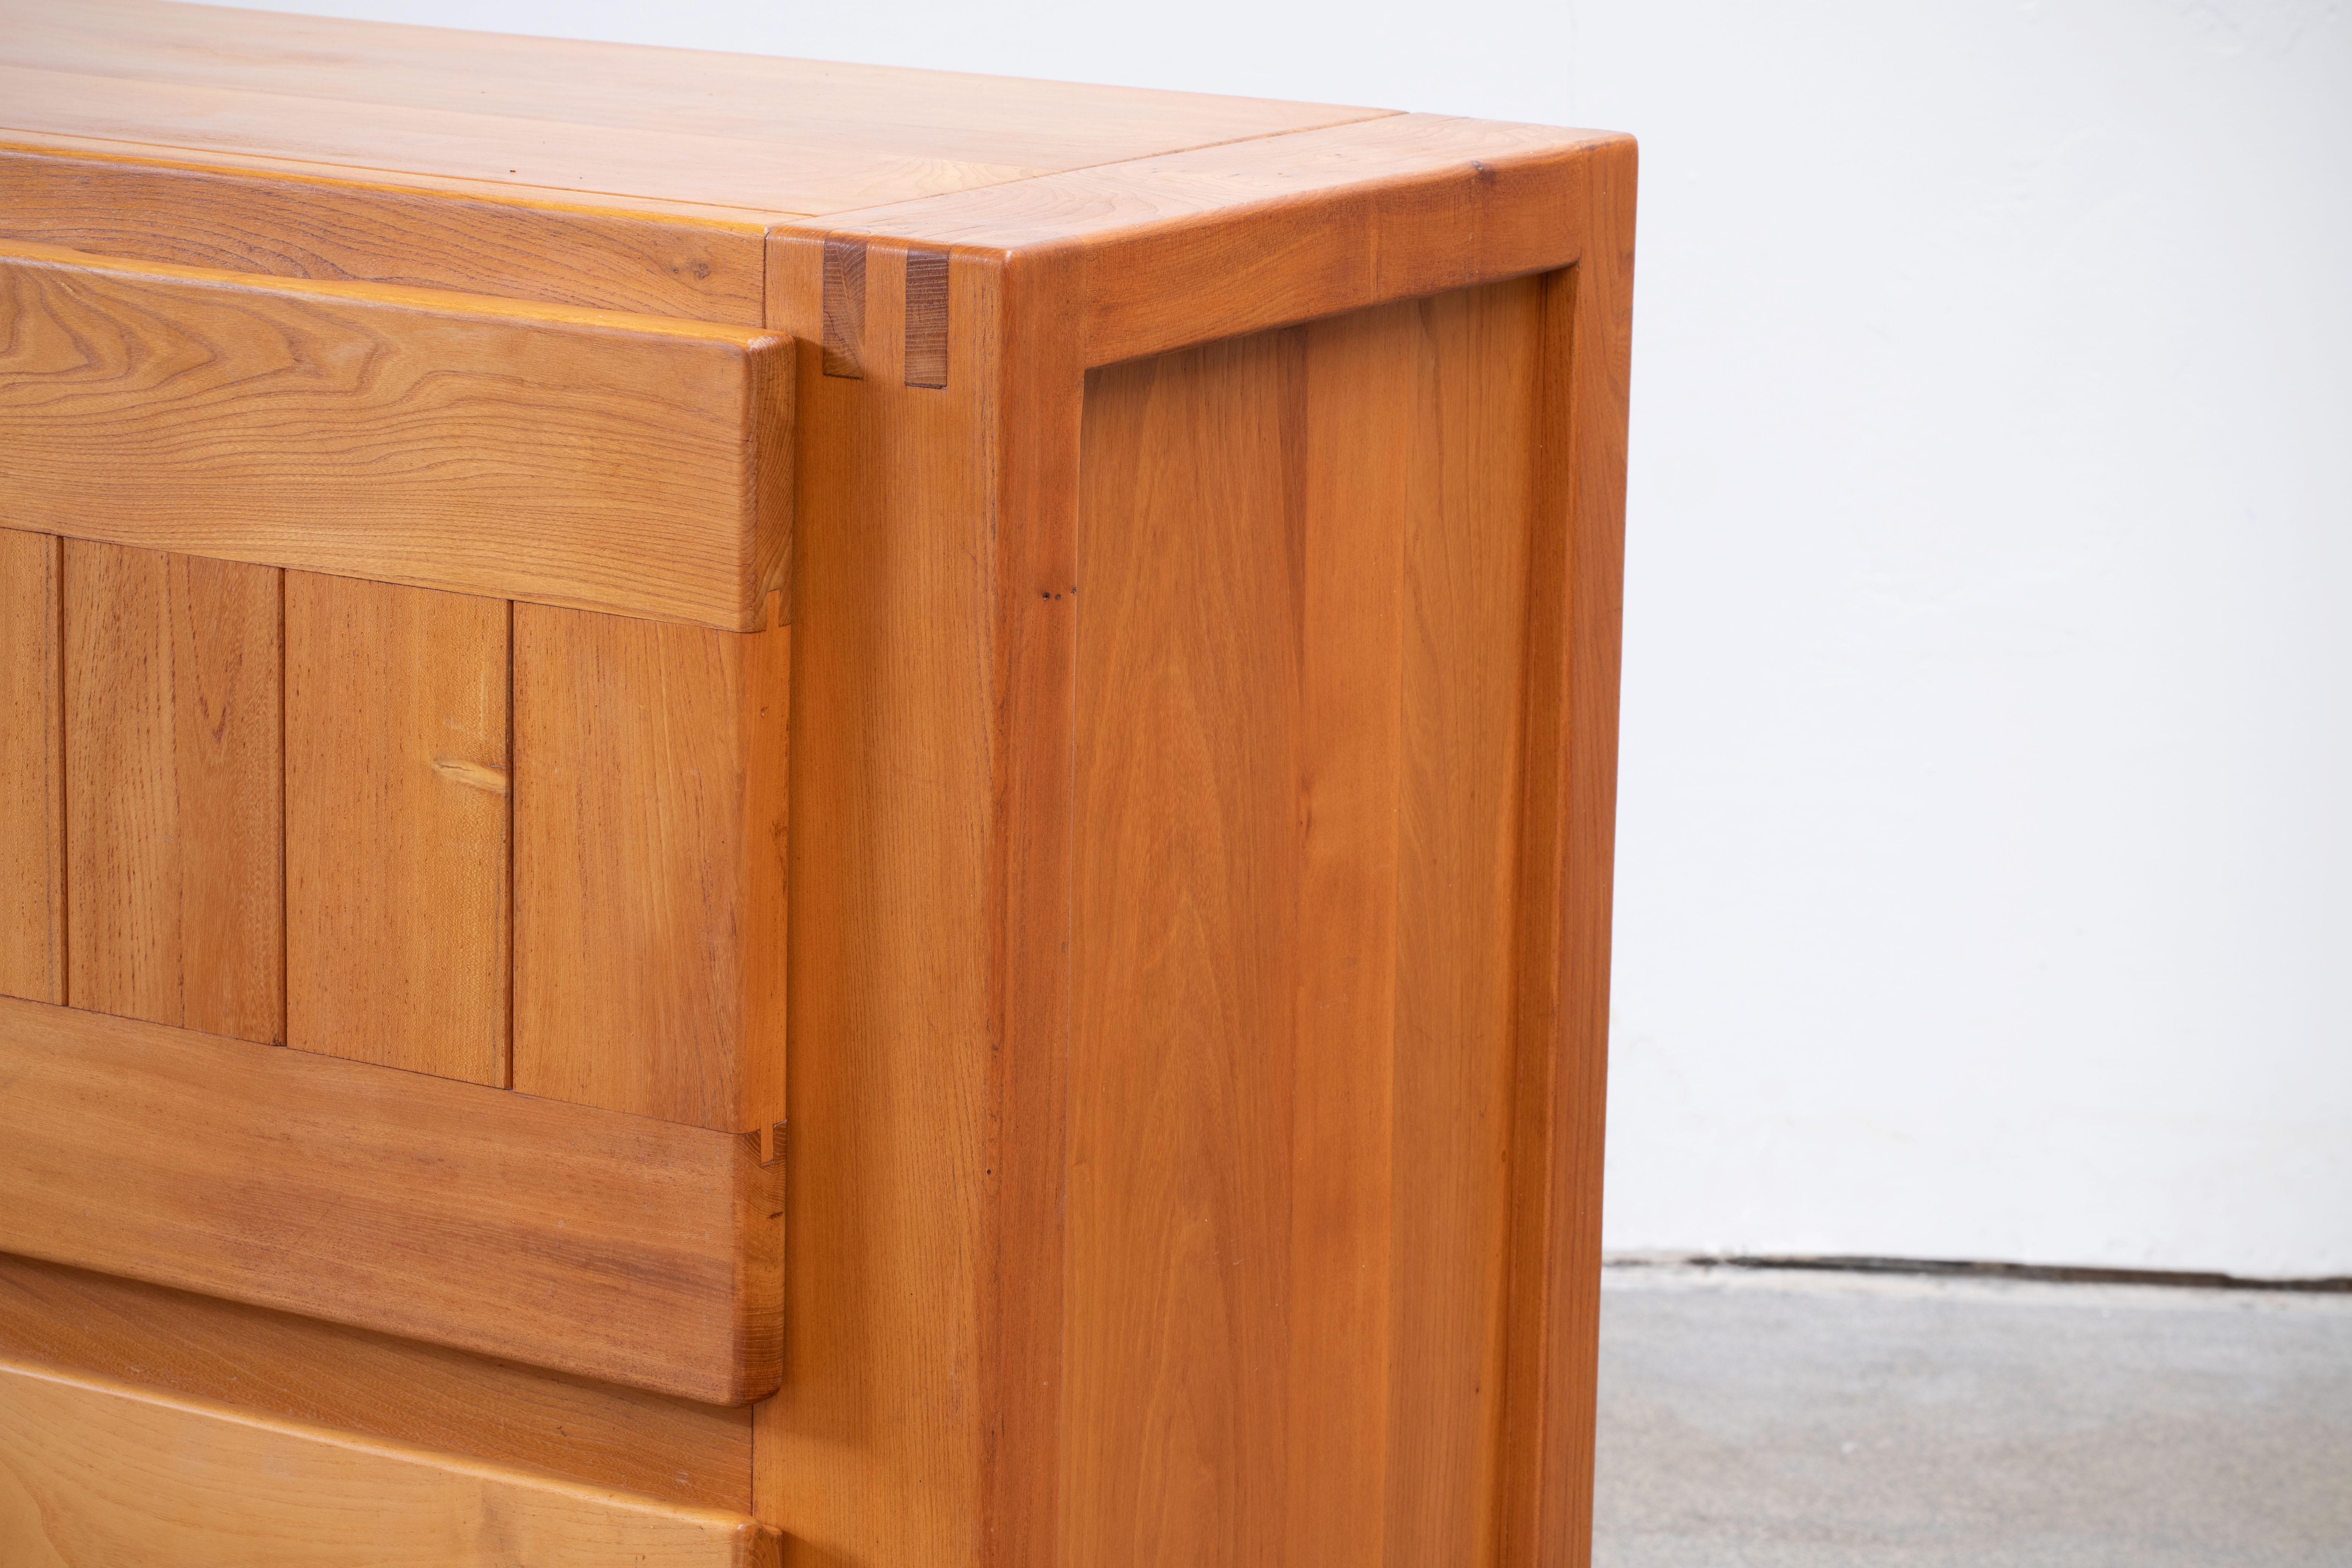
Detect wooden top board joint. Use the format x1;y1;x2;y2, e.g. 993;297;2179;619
0;0;1629;259
0;0;1395;217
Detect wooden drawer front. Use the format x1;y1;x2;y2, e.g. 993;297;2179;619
0;528;788;1398
0;994;781;1405
0;527;787;1132
0;1355;778;1566
0;239;791;630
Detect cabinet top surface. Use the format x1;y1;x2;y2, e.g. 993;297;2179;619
0;0;1397;216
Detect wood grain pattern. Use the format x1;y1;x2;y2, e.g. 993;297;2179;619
1501;142;1636;1568
0;240;792;629
824;114;1620;365
62;537;280;1044
984;237;1092;1568
904;247;950;388
0;140;771;323
513;604;789;1134
0;991;784;1405
752;237;1000;1568
0;0;1386;215
1061;280;1541;1567
0;1253;753;1512
286;573;509;1084
0;1357;779;1568
762;167;1626;1563
822;236;866;378
0;528;62;1003
0;15;1634;1556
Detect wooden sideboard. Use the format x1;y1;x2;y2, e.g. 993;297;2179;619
0;3;1635;1563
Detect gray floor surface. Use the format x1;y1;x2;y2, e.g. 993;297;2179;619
1593;1261;2352;1567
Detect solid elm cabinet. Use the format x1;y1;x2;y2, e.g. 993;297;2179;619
0;3;1635;1565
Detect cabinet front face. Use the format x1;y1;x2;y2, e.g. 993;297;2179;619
0;276;794;1548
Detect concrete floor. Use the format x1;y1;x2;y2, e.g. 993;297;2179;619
1593;1261;2352;1567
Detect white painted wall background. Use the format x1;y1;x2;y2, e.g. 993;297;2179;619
242;0;2352;1276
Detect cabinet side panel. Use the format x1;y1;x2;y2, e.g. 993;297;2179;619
512;604;787;1133
285;572;508;1083
1065;277;1544;1568
64;538;282;1043
0;528;62;1003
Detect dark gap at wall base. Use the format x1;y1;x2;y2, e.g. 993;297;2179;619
1607;1254;2352;1295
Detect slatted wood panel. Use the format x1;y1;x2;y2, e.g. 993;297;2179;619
61;538;281;1044
0;1357;779;1568
513;604;789;1133
0;528;62;1003
1063;278;1544;1568
286;574;509;1084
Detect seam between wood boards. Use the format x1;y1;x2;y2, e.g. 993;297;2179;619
0;106;1404;220
277;562;288;1047
0;45;1395;157
0;124;821;226
49;532;66;1008
503;595;515;1090
0;993;742;1142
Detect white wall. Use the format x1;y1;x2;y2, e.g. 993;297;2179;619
241;0;2352;1276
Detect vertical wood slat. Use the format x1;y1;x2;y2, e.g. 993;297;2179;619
63;538;282;1045
285;573;510;1085
512;603;788;1136
0;528;63;1003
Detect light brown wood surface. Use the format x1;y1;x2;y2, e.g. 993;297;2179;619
0;0;1385;216
0;139;772;322
822;113;1621;364
0;1357;779;1568
1506;152;1636;1568
756;125;1632;1568
512;604;789;1133
0;1254;753;1511
1061;279;1543;1566
0;14;1633;1563
286;573;510;1084
0;992;783;1404
0;240;792;628
62;538;281;1045
0;528;61;1003
751;242;1002;1567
